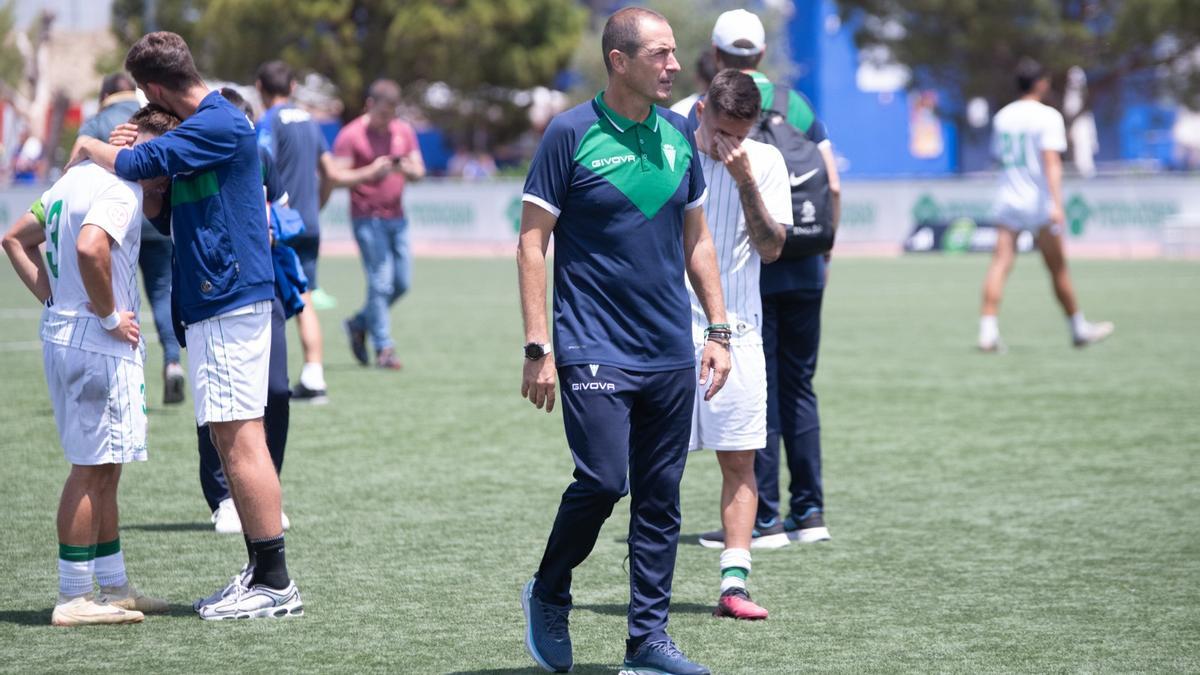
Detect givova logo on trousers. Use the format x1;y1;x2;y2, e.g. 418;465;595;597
572;364;616;391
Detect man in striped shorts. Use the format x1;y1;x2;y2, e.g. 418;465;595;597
75;32;302;619
688;69;792;620
3;105;179;625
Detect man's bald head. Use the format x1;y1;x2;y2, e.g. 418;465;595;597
602;7;667;74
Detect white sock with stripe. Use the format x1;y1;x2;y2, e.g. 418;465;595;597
719;547;751;593
58;557;94;598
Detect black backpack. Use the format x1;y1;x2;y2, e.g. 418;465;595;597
750;84;835;259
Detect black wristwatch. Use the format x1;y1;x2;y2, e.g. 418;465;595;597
524;342;552;360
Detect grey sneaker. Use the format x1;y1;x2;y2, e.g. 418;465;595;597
193;565;251;611
521;578;572;672
698;519;790;549
197;580;303;620
621;638;710;675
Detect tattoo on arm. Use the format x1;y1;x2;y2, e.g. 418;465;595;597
737;181;786;259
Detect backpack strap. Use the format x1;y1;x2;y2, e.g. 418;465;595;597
768;83;791;118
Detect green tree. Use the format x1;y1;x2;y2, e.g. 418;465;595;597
0;1;25;90
105;0;584;148
836;0;1200;110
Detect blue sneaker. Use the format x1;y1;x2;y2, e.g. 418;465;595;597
621;638;710;675
784;509;832;544
521;578;572;672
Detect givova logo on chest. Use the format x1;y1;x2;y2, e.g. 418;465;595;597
591;154;638;169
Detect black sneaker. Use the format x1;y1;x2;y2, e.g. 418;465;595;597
163;362;185;405
697;518;790;550
521;578;572;673
784;510;831;543
344;318;368;366
291;381;328;405
622;638;710;675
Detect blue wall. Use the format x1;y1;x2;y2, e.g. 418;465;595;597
788;0;1184;176
787;0;957;177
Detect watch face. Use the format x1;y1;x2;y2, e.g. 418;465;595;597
524;343;544;360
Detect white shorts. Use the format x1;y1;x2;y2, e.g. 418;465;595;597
43;343;147;465
186;301;271;426
992;202;1062;235
689;342;767;452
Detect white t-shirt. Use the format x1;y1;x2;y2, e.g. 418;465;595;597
991;99;1067;216
670;93;701;117
690;137;793;345
39;161;144;362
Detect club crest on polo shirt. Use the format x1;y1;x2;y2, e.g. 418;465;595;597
573;101;694;221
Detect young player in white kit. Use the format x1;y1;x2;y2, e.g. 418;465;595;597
980;58;1113;351
2;105;179;626
687;69;792;620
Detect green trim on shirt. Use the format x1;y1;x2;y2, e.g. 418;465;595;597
29;198;45;225
750;71;815;134
575;92;693;219
171;171;220;207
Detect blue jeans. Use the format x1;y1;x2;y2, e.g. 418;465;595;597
138;238;180;366
756;288;824;524
351;216;411;352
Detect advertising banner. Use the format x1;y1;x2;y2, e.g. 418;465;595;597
4;176;1197;258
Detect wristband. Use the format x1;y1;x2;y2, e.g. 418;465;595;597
99;311;121;331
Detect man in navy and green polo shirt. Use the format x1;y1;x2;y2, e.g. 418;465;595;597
710;8;842;546
517;8;730;675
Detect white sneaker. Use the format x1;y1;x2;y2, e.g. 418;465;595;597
1073;321;1114;348
211;498;242;534
978;336;1006;353
52;594;144;626
97;583;169;613
197;580;303;621
193;565;251;612
792;526;832;544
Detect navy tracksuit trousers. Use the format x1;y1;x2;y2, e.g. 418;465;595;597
756;288;825;524
535;364;693;652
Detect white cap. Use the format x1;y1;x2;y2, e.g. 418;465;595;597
712;9;766;57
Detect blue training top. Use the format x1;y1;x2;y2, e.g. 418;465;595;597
258;102;329;239
523;93;707;372
115;90;274;324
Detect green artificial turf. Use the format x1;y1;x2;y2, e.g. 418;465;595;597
0;255;1196;673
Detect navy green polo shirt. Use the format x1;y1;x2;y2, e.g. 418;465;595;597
523;92;707;371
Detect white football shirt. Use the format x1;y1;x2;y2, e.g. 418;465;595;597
690;137;793;345
991;99;1067;216
39;161;144;361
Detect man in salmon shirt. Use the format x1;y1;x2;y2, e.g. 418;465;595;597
332;79;426;370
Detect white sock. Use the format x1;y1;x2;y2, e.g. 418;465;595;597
1070;312;1088;337
58;558;93;598
719;548;751;593
979;315;999;344
300;362;325;390
95;551;128;589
